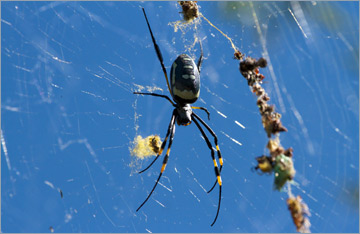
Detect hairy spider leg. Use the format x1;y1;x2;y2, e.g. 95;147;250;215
189;40;209;119
133;92;175;106
192;113;223;193
192;117;222;226
138;110;176;174
142;8;172;97
136;114;177;212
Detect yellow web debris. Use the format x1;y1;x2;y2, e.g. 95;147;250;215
199;13;239;54
130;135;162;159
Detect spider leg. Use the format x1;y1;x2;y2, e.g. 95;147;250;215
192;118;222;226
133;92;175;106
192;112;223;193
197;38;204;73
138;110;176;174
142;8;173;96
136;114;177;212
191;106;210;120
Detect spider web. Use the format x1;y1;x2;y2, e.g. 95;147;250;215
1;1;359;233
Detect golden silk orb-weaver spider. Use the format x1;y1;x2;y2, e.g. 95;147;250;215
134;8;223;226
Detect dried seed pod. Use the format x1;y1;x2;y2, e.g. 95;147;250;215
262;113;287;137
284;147;294;157
273;154;296;190
253;155;274;173
179;1;199;22
287;195;311;233
256;57;267;68
234;50;243;60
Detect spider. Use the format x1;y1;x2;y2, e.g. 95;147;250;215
134;8;223;226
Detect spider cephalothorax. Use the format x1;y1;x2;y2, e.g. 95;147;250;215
176;103;192;126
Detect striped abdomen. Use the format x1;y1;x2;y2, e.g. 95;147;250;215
170;54;200;105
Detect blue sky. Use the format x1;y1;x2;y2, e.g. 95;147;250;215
2;1;359;233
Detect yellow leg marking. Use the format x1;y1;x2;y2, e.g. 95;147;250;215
213;159;218;167
158;137;168;155
161;163;167;173
166;148;171;155
217;176;222;186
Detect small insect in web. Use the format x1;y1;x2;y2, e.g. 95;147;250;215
134;8;223;226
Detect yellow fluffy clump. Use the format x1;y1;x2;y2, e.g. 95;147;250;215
130;135;162;159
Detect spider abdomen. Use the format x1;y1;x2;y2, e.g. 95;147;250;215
170;54;200;104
